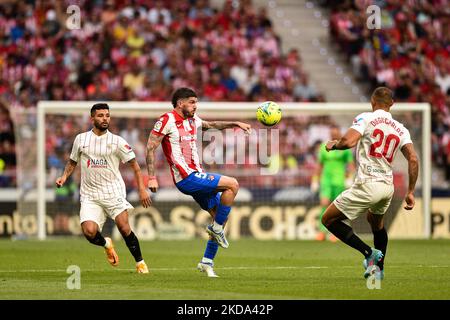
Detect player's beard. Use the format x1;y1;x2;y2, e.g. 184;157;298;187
94;121;109;132
182;108;196;118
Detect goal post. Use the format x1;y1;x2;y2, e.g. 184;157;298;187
29;101;431;240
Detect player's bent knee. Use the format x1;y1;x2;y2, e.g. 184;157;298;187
218;176;239;194
82;229;97;240
81;222;98;239
222;177;239;193
117;224;131;237
230;178;239;194
321;214;330;228
367;212;384;231
321;210;339;228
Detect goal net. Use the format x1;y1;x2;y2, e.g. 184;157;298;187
12;101;430;240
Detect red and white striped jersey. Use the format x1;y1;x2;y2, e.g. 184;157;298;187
152;110;203;183
69;130;136;201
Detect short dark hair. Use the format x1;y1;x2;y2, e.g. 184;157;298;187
91;103;109;116
171;87;197;108
372;87;393;106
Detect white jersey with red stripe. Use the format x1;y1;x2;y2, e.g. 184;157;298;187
350;109;412;185
152;110;203;183
69;130;136;201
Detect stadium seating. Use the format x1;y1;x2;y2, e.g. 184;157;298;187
0;0;324;189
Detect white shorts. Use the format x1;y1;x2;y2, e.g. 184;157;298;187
80;197;133;231
333;181;394;221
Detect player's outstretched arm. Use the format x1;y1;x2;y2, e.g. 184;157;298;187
55;159;77;188
128;158;152;208
401;143;419;210
202;121;251;134
145;133;164;193
326;128;361;151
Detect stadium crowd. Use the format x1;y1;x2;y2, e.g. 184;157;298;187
325;0;450;183
1;0;446;191
0;0;325;188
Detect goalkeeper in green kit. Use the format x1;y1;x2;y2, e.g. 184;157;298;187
311;125;355;241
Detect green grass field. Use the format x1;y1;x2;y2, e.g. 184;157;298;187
0;238;449;300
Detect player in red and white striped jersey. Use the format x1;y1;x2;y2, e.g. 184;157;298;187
56;103;151;274
150;107;204;184
146;88;251;277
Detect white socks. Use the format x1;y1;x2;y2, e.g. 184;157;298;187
201;258;213;264
104;238;111;249
212;221;223;233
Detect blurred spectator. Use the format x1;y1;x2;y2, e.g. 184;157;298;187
203;72;227;101
293;74;319;101
123;63;145;94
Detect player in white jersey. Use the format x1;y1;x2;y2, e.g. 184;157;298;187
146;88;251;277
321;87;419;280
56;103;152;273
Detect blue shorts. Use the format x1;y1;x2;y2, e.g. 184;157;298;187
176;172;222;211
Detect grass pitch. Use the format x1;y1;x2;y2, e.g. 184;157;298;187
0;238;449;300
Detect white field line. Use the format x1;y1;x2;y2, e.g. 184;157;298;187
0;265;448;273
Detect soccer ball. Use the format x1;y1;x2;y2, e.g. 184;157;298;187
256;101;282;126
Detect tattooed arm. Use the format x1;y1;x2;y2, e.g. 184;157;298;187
202;121;251;134
145;133;164;192
56;159;77;188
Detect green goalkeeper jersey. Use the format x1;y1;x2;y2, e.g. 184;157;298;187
318;142;353;186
